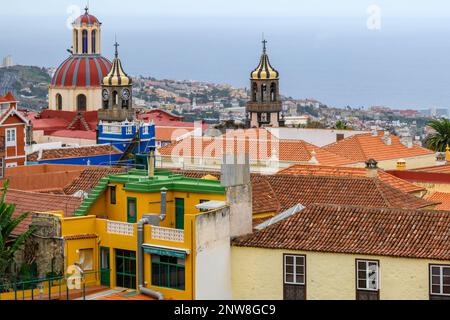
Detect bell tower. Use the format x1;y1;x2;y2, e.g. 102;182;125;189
246;39;284;128
98;41;134;122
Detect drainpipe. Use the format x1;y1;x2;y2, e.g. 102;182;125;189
136;189;168;300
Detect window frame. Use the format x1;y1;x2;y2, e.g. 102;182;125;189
356;259;380;292
151;255;186;291
283;254;306;285
429;264;450;298
78;248;94;271
5;128;16;147
110;186;117;205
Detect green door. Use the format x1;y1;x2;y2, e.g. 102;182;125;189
127;197;137;223
175;198;185;230
100;247;110;286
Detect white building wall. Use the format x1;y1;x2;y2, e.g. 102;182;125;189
195;206;232;300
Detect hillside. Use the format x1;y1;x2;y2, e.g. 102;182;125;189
0;65;51;110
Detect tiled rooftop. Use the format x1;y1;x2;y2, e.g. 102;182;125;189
7;189;82;235
322;132;434;162
413;164;450;174
63;167;126;195
278;164;425;194
233;203;450;260
427;192;450;211
27;145;121;162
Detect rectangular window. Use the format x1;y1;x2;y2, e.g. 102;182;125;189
127;197;137;223
126;126;132;135
5;128;16;147
78;249;94;271
356;260;379;300
283;254;306;300
110;186;116;205
151;255;185;290
430;265;450;300
143;126;149;135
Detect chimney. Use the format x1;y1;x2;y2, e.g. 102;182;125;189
365;158;378;178
381;131;391;146
221;153;252;238
400;136;413;148
371;127;378;137
436;152;446;166
148;149;155;177
308;150;319;165
396;159;406;170
336;133;345;142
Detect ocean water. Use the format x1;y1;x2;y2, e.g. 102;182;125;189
2;14;450;109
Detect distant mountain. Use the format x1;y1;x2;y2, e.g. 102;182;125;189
0;65;51;110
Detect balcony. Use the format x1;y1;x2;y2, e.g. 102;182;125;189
107;220;134;236
151;226;184;243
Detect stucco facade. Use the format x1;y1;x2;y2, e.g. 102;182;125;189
231;247;448;300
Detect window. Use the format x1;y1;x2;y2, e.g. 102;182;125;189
110;186;116;205
0;157;4;178
82;30;88;53
78;249;94;271
6;163;17;168
74;30;79;53
127;198;137;223
6;128;16;147
115;249;136;289
126;126;133;135
430;265;450;300
91;30;96;53
77;94;87;112
143;126;149;135
252;83;257;102
283;254;306;300
261;84;267;102
56;94;62;110
270;83;277;102
151;255;185;290
356;260;379;300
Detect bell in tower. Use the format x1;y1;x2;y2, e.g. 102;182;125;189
98;41;135;122
246;38;285;128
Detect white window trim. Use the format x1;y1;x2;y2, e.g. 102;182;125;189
430;265;450;296
284;254;305;285
5;128;16;147
356;260;380;291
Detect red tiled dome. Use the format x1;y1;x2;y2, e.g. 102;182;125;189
51;55;112;88
74;13;100;26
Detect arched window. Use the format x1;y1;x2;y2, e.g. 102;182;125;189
77;94;87;111
91;30;96;53
82;30;88;54
252;83;257;102
56;94;62;111
270;83;277;102
74;30;79;53
122;99;129;109
261;84;267;102
112;91;119;106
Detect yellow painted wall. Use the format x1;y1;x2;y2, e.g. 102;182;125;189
232;247;448;300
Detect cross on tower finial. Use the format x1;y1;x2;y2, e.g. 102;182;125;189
114;37;120;59
85;5;89;14
262;35;267;53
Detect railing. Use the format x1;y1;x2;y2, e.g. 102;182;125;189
107;220;135;236
0;270;108;301
151;226;185;243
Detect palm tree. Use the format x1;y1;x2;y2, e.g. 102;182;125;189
0;180;34;286
425;118;450;152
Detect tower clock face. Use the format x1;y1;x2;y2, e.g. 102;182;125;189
122;88;131;100
102;89;109;101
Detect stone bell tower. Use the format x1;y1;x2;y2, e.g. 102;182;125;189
246;39;284;128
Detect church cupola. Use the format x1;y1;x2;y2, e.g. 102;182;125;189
72;6;102;55
246;38;284;128
98;41;135;122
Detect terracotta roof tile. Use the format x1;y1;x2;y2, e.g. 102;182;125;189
427;192;450;211
413;164;450;174
28;145;121;162
233;203;450;260
63;167;126;195
322;132;434;162
278;164;425;194
7;189;82;235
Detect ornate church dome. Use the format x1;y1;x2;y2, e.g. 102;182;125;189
250;39;279;80
51;55;112;88
102;42;132;86
73;7;101;26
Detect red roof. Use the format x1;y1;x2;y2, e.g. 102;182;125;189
51;55;111;88
48;130;96;140
427;192;450;211
0;92;16;103
74;12;100;26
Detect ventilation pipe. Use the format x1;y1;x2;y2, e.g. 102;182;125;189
137;188;168;300
148;149;155;177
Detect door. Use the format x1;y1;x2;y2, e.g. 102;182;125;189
115;249;136;289
175;198;185;230
100;247;110;286
127;198;137;223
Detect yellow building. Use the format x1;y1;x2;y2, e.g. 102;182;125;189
31;169;235;300
232;203;450;300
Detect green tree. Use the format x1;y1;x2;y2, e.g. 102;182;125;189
0;181;34;285
425;118;450;152
335;120;351;130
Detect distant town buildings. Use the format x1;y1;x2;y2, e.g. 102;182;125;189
1;55;14;68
